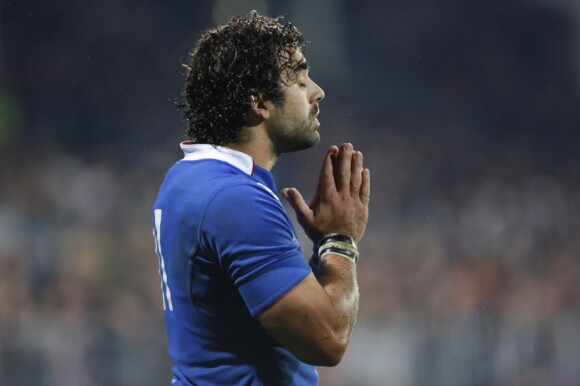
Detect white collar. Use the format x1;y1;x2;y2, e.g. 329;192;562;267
180;141;254;175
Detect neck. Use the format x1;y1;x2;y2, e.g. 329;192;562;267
225;125;278;171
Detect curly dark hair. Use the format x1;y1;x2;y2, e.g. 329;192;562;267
178;11;307;145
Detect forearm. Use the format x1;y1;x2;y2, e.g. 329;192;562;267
315;253;359;351
269;143;369;366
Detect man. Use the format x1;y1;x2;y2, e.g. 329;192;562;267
152;11;370;386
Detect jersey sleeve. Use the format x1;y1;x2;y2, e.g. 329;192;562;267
200;181;311;317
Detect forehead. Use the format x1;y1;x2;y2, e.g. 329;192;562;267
291;49;305;64
279;48;308;84
279;48;307;68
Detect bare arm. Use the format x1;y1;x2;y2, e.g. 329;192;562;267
257;143;370;366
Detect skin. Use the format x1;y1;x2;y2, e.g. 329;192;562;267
227;49;371;366
228;50;324;169
266;58;323;155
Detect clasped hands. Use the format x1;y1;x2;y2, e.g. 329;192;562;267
282;143;370;245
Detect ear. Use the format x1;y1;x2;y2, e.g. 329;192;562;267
248;93;271;121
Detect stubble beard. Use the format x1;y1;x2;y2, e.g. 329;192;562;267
269;106;320;155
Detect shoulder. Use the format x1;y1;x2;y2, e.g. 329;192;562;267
200;180;298;255
201;179;286;231
158;159;256;203
208;179;281;208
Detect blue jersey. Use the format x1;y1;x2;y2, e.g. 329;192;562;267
152;142;317;386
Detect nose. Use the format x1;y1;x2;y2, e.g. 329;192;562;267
311;80;325;104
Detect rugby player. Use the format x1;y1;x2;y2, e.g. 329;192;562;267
152;11;370;385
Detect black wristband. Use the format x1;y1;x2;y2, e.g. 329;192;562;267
318;233;357;249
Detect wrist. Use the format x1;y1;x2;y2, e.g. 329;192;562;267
317;233;359;263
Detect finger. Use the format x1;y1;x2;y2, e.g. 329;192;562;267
360;168;371;205
350;151;363;197
321;146;338;198
313;146;337;205
281;188;312;223
335;143;353;192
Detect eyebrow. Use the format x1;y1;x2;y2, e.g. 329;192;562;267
294;60;309;73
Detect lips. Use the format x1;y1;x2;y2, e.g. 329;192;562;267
311;105;320;119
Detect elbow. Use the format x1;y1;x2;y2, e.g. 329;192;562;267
317;340;347;367
301;336;348;367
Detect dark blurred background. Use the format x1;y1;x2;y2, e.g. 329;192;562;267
1;0;579;385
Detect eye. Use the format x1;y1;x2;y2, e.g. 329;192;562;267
298;82;307;88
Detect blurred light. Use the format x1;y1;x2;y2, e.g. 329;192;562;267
0;93;21;145
212;0;268;26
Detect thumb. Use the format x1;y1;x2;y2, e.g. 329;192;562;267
281;188;311;219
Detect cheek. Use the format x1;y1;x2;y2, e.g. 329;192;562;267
291;98;311;118
285;89;309;111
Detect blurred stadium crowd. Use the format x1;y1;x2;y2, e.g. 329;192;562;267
1;0;580;385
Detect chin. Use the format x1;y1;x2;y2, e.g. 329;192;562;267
279;135;319;154
312;131;321;145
